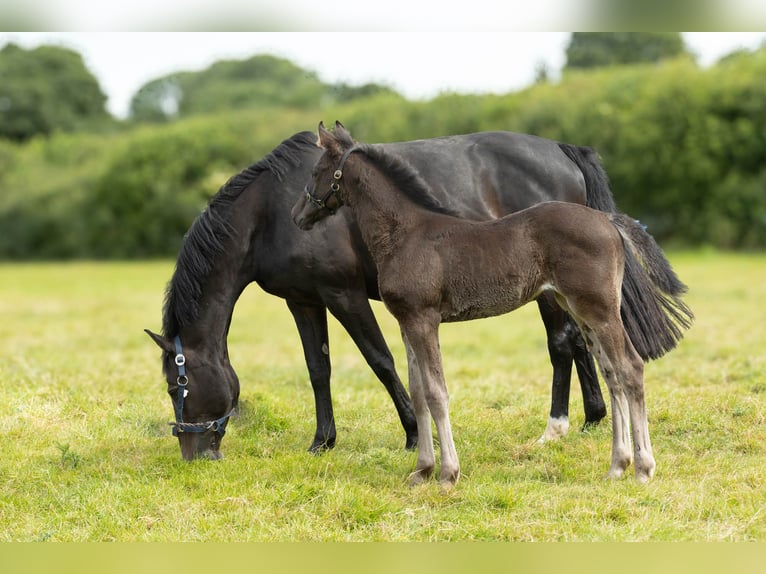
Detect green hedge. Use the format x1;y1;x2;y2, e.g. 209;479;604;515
2;50;766;259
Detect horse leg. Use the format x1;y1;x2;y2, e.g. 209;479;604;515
401;331;435;484
571;320;608;428
401;313;460;487
286;300;336;453
536;294;606;442
325;291;418;449
536;294;574;442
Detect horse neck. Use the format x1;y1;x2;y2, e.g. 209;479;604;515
176;186;262;354
346;161;424;259
183;265;244;356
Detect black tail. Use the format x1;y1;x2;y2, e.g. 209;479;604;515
558;143;617;213
610;214;694;361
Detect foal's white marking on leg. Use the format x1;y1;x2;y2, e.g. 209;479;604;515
402;333;435;485
590;332;634;480
537;415;570;443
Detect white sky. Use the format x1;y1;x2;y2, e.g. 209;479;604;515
1;32;764;118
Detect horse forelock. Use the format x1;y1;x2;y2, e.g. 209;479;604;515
161;131;317;336
356;144;459;217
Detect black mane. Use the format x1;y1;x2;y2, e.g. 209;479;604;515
359;144;460;217
162;131;317;337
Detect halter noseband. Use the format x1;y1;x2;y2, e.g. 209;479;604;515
169;335;233;438
304;145;358;211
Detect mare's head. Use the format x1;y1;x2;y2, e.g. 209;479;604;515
291;121;356;230
145;329;239;461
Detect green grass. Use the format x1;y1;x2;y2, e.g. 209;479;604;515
0;252;764;541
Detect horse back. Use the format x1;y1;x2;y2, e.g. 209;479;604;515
383;131;586;219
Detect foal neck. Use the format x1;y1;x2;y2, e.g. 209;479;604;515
345;155;435;258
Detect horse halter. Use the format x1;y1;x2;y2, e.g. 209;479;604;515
304;145;358;211
169;335;233;438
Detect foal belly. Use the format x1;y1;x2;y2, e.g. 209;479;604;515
440;280;534;323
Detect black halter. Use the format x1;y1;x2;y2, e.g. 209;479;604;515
304;145;358;211
169;335;233;437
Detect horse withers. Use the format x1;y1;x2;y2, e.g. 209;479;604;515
293;122;693;485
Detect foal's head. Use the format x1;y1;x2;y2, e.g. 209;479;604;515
291;121;356;230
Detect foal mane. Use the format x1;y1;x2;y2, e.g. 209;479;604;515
162;131;317;337
357;144;459;217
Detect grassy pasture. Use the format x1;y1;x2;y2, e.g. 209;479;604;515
0;251;764;541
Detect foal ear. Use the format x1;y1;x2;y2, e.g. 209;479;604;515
333;121;353;146
144;329;174;354
317;121;335;150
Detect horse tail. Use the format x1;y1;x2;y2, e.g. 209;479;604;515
558;143;617;213
609;214;694;361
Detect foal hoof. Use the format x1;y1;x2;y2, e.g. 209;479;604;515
405;434;418;451
408;467;433;487
635;472;653;484
635;457;655;484
438;466;460;489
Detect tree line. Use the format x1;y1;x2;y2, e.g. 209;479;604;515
0;33;764;258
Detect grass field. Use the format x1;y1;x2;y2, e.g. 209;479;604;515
0;251;764;541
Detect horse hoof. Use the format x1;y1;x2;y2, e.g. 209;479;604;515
405;435;418;451
308;438;335;454
580;419;602;432
538;415;569;443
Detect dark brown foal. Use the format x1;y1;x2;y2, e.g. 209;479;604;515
293;122;692;486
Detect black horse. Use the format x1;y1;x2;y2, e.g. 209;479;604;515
146;130;614;460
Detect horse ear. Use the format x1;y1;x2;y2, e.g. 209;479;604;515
317;120;341;152
334;121;352;144
144;329;174;354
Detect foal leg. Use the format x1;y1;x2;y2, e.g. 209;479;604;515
402;315;460;487
402;331;435;484
584;321;654;481
619;343;655;482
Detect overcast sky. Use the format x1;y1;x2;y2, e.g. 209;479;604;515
1;32;764;118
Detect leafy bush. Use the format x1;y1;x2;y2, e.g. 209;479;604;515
2;48;766;258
